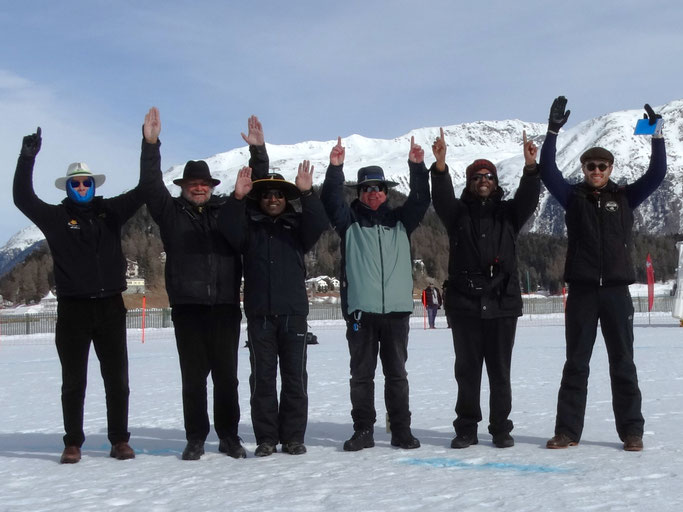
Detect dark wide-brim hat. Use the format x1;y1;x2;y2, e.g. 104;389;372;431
580;147;614;165
345;165;398;189
173;160;220;187
249;173;301;201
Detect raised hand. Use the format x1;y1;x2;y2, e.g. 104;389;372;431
144;107;161;143
241;115;264;146
409;136;424;164
296;160;314;192
21;127;42;158
643;104;662;125
431;127;446;171
548;96;570;133
330;136;345;166
234;166;253;200
523;130;538;165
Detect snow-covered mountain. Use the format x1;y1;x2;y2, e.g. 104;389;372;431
3;100;681;276
0;225;45;276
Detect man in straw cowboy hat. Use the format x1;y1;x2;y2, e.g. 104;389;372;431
13;127;142;464
219;161;328;457
140;108;269;460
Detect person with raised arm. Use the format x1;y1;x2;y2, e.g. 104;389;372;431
321;136;430;451
541;97;666;452
430;127;540;449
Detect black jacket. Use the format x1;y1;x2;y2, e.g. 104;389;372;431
140;139;269;306
431;163;540;318
13;154;144;299
219;193;328;317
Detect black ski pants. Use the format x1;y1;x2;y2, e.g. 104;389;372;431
55;294;130;448
555;284;644;442
247;314;308;445
345;312;412;435
171;304;241;443
449;314;517;437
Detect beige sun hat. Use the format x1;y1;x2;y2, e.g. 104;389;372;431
55;162;106;190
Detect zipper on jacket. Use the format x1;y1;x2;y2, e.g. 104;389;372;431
378;225;385;314
597;194;604;287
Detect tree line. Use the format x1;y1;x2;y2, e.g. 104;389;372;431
2;188;681;305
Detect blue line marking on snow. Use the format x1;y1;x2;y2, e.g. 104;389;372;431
400;457;571;474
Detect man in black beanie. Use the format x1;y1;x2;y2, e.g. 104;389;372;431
541;96;666;452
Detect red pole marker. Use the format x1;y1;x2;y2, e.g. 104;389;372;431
141;295;146;343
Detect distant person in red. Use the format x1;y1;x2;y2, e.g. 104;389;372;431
541;97;666;452
13;128;142;464
422;282;442;328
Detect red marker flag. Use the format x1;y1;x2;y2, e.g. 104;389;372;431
646;253;655;312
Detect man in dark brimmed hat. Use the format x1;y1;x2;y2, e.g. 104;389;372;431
431;128;540;450
13;127;142;464
141;108;269;460
541;96;667;452
321;136;430;452
219;162;328;457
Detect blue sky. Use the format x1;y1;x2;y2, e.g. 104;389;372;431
2;0;683;244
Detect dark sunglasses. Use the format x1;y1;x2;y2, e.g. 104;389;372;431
68;178;93;188
470;173;495;182
260;189;284;200
361;184;386;193
584;162;610;172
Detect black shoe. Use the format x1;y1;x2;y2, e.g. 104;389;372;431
391;432;421;449
254;442;277;457
282;441;307;455
182;440;205;460
492;433;514;448
343;429;375;451
451;434;478;449
219;437;247;459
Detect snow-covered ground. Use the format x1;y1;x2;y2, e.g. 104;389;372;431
1;315;682;511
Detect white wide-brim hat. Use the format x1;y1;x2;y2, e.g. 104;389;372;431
55;162;106;190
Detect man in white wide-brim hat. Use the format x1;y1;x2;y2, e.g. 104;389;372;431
13;126;144;464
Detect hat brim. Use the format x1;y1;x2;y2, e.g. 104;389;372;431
248;178;301;201
55;174;106;190
344;179;399;189
173;177;221;187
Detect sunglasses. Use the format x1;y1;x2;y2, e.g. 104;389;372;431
584;162;610;172
470;173;495;182
68;178;93;188
361;184;386;193
261;190;285;200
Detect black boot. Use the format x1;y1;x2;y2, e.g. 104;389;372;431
182;440;205;460
343;429;375;451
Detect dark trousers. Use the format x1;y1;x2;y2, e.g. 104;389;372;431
346;313;412;435
171;304;241;442
427;306;439;328
247;315;308;445
449;314;517;437
55;294;130;448
555;284;644;441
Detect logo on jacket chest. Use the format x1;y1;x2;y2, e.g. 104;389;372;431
604;201;619;213
67;219;81;230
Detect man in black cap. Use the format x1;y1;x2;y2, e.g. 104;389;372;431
321;136;430;451
431;128;540;450
141;108;268;460
541;97;667;452
13;127;140;464
219;163;328;457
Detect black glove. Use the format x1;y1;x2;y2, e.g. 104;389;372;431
548;96;570;133
643;104;662;125
21;127;42;158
